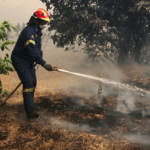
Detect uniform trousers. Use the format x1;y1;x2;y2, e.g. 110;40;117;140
12;62;37;112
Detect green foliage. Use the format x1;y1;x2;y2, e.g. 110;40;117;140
0;81;8;99
0;80;8;107
0;80;7;107
41;0;150;64
0;56;15;74
0;20;16;50
0;20;16;102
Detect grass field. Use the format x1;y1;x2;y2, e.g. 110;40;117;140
1;64;150;150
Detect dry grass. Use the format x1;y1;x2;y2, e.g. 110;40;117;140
0;64;150;150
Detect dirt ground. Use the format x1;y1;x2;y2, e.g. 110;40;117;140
1;63;150;150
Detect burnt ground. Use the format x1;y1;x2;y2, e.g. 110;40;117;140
1;64;150;150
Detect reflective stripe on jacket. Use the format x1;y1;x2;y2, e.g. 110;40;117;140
11;24;46;66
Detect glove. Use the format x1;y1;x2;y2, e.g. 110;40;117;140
40;50;43;58
43;63;53;71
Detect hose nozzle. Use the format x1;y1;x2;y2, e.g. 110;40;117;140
53;66;61;71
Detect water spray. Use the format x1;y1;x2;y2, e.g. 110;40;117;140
57;69;150;97
1;66;149;107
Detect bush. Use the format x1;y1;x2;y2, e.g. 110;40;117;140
0;20;16;103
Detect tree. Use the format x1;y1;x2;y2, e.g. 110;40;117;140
0;20;16;106
41;0;150;64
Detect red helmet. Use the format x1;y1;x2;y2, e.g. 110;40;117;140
34;8;50;22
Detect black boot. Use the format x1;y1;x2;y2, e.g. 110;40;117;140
26;110;39;119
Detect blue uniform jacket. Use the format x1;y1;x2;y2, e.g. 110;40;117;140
11;24;46;66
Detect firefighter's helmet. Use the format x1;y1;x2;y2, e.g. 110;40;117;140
34;8;50;22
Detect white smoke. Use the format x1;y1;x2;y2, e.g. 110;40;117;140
116;92;136;114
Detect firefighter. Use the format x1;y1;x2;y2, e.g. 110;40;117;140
11;8;54;119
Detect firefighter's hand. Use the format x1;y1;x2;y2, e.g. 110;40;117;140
43;63;53;71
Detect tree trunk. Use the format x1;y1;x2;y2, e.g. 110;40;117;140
117;37;129;65
132;44;142;63
132;27;150;63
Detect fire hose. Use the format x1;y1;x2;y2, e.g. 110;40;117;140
1;67;150;107
0;63;59;107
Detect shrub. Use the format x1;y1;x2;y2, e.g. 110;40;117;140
0;20;16;103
